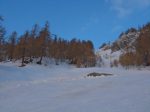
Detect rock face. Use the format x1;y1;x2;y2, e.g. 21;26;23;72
111;30;140;52
87;72;113;77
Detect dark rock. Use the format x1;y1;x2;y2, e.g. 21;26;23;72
87;72;113;77
23;60;29;64
37;61;42;65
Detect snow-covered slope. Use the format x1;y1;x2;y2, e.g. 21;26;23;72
96;28;140;67
0;63;150;112
96;49;121;67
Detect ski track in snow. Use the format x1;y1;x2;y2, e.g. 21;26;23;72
0;63;150;112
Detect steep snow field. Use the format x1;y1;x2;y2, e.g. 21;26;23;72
0;62;150;112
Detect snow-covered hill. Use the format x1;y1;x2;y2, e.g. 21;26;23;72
96;28;140;67
0;63;150;112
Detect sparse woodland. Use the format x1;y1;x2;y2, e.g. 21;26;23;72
0;17;95;67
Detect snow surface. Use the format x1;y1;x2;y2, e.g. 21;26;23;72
0;62;150;112
96;49;121;67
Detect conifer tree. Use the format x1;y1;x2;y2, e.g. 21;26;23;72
0;16;6;61
7;31;17;60
37;22;50;64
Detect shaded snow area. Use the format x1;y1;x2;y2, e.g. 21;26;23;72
0;63;150;112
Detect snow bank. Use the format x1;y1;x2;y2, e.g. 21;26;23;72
0;63;150;112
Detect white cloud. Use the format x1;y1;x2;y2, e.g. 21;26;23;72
107;0;150;17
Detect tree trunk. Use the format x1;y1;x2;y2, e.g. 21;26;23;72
21;48;25;67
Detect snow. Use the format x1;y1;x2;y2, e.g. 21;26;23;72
0;62;150;112
96;49;122;67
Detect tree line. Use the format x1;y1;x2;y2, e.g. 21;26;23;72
0;17;95;67
119;23;150;67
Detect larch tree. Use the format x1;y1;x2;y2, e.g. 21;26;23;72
136;23;150;66
19;31;29;66
28;24;39;61
37;22;50;64
7;31;17;60
0;16;6;61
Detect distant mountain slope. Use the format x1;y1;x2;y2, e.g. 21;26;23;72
96;28;140;67
97;22;150;67
111;28;140;52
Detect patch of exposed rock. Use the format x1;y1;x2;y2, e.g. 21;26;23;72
87;72;113;77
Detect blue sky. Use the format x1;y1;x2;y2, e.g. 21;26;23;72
0;0;150;49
